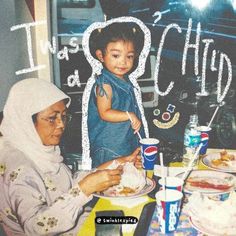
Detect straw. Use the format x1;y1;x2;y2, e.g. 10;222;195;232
160;152;166;199
126;111;142;140
181;105;221;181
207;105;220;128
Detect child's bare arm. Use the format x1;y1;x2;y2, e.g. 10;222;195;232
97;84;130;122
96;84;142;132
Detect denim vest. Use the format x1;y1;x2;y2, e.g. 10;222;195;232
88;69;145;167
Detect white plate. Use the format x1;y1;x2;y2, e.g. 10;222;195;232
190;216;236;236
202;152;236;173
189;217;218;236
177;170;235;194
93;178;155;199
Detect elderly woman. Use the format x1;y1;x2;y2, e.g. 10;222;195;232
0;78;141;236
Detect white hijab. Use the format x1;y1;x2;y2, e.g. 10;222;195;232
0;78;71;173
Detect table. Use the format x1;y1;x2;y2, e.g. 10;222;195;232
77;171;155;236
77;149;235;236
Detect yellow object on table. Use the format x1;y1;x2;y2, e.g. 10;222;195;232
170;157;208;170
170;148;223;170
77;197;154;236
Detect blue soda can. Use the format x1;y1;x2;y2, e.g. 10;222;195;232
196;126;212;155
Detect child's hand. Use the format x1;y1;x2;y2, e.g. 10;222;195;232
129;112;141;134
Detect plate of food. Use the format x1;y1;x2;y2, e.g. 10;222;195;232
202;150;236;173
93;162;156;199
176;170;235;194
186;192;236;236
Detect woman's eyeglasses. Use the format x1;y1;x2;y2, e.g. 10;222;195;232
40;113;72;127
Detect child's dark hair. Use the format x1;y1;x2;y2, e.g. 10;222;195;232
89;22;144;59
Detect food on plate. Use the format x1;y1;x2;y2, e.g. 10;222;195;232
103;161;146;196
186;176;233;191
179;170;236;194
211;149;236;168
185;191;236;235
119;162;146;191
220;149;235;161
119;187;135;195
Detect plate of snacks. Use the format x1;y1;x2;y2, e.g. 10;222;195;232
177;170;235;195
202;150;236;173
93;162;155;199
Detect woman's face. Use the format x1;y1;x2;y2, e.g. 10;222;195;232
34;100;67;146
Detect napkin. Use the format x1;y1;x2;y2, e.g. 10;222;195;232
109;196;149;208
154;165;188;177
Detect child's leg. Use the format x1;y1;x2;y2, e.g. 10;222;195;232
92;147;120;168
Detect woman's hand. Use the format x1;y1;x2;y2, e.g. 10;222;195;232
118;148;143;169
133;155;143;169
129;112;141;134
78;167;123;196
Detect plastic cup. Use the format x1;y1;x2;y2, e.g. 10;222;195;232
196;126;212;155
140;138;159;170
155;189;183;234
158;176;184;192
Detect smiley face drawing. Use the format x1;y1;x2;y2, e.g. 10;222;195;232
153;104;180;129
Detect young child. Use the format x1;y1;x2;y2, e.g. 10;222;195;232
88;22;146;168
